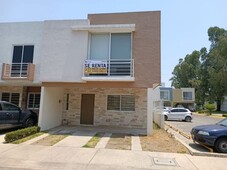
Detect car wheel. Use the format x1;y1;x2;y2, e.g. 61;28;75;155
164;115;168;121
185;116;192;122
24;117;35;127
215;138;227;153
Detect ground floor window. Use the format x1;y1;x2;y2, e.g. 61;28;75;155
1;92;20;106
27;93;40;109
107;95;135;111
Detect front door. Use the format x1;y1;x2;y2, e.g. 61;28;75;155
80;94;95;125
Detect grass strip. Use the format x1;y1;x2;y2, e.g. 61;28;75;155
12;132;44;144
32;134;68;146
83;133;104;148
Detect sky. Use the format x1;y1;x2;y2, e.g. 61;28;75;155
1;0;227;86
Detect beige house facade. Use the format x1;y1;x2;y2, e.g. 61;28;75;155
0;11;161;135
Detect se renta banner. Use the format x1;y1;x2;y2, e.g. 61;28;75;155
84;60;108;74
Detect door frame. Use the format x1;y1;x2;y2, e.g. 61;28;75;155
80;94;95;125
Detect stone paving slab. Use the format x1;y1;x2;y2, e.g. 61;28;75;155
95;132;112;149
54;130;96;147
131;136;142;151
0;134;5;144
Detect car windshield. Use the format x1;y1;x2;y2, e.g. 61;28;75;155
216;119;227;127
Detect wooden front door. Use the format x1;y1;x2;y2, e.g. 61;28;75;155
80;94;95;125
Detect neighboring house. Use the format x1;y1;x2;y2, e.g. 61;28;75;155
160;87;172;107
0;22;42;114
0;11;161;135
160;87;195;109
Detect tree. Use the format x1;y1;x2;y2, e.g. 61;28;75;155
170;26;227;111
206;31;227;110
170;50;201;88
204;103;216;115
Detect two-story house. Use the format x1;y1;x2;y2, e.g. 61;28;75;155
0;22;42;114
160;86;195;110
0;11;161;135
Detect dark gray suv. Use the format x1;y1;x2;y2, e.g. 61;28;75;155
0;101;38;130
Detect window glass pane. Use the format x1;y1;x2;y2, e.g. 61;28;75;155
160;91;169;100
2;103;19;111
107;95;120;111
34;94;40;108
121;95;135;111
111;33;131;59
1;93;10;102
28;94;34;108
23;45;34;63
28;93;40;108
12;46;23;63
183;92;192;100
90;34;109;60
11;93;20;106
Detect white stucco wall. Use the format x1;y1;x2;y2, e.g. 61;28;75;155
0;22;43;85
40;20;89;82
151;86;164;129
38;87;64;130
147;88;153;135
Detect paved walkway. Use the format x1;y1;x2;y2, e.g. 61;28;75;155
95;132;112;149
0;144;226;170
54;131;96;147
0;134;5;144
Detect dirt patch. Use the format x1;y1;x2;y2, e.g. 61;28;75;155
32;135;67;146
140;128;189;154
106;133;131;150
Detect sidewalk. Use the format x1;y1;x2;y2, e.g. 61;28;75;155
0;143;226;170
0;128;227;170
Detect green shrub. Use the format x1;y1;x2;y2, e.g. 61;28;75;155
5;126;40;143
198;110;205;114
204;103;216;115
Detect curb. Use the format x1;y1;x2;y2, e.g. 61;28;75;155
165;123;191;139
193;113;224;119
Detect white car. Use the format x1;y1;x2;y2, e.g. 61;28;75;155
163;108;192;122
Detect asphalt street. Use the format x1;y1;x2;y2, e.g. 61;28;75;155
165;114;224;135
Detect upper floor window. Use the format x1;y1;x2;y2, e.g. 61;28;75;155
183;92;192;100
90;33;131;60
11;45;34;77
12;45;34;64
160;90;169;100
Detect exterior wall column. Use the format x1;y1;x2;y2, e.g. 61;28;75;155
38;86;64;131
147;88;153;135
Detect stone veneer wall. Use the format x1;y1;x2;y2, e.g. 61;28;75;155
62;87;147;128
0;86;23;107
